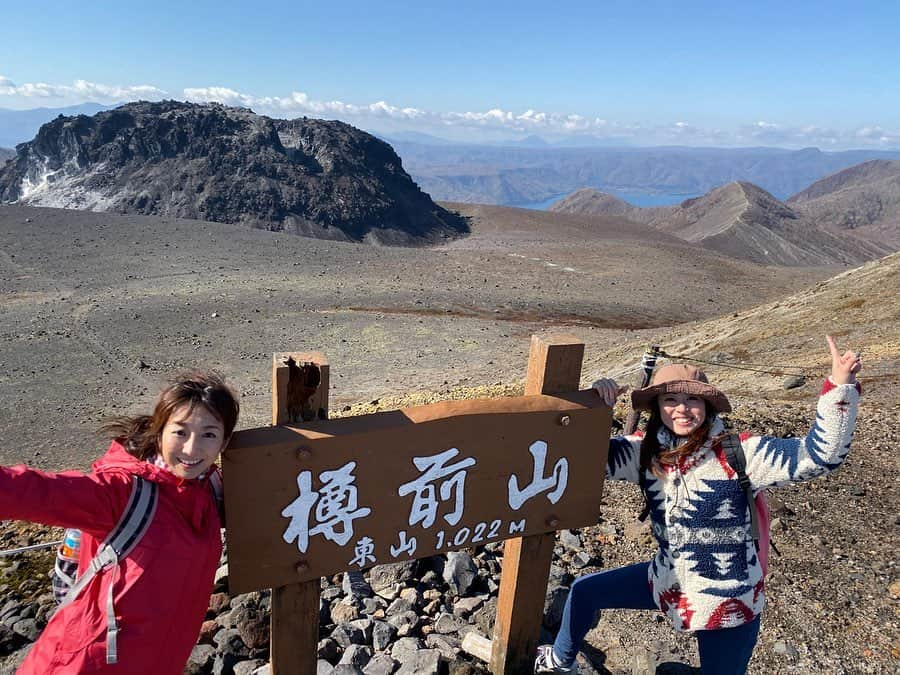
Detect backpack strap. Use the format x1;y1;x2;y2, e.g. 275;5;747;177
104;475;158;559
208;469;223;502
209;468;225;524
720;433;760;543
638;469;651;522
58;475;158;664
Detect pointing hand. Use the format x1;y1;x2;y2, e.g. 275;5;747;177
826;334;862;385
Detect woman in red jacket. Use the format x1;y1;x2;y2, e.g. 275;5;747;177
0;370;239;674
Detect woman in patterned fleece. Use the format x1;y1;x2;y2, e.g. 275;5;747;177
535;335;861;675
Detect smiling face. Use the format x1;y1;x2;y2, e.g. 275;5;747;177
159;403;227;479
658;392;707;437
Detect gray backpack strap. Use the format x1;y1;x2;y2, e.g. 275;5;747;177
104;475;158;559
720;433;760;542
209;469;223;503
205;468;225;526
58;475;159;664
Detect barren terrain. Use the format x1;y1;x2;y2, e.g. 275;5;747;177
0;202;897;673
550;183;893;267
788;160;900;248
0;202;829;468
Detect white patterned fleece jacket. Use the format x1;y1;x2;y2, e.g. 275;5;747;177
606;379;861;632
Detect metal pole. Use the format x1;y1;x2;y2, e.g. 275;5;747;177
0;540;63;557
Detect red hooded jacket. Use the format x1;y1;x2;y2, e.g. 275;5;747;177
0;441;222;673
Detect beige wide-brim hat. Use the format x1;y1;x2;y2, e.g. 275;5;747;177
631;364;731;413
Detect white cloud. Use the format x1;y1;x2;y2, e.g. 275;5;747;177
183;87;430;122
730;120;900;148
2;76;897;149
854;125;899;144
0;76;60;97
71;79;166;100
855;125;883;138
741;121;836;145
183;86;251;107
0;76;166;102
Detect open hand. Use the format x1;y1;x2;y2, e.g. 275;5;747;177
592;378;628;407
826;335;862;385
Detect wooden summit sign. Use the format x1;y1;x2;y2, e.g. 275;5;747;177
225;390;610;593
223;335;612;675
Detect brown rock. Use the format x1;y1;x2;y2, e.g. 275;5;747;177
330;601;360;623
207;592;231;616
889;579;900;599
197;619;218;644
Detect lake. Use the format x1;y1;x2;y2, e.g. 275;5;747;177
513;189;699;210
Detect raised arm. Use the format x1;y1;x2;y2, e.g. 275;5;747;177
592;377;642;483
0;465;128;538
742;335;862;489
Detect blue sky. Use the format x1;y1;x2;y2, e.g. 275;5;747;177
2;0;899;148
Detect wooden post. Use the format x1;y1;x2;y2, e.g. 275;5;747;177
490;335;584;674
270;352;329;675
272;351;330;424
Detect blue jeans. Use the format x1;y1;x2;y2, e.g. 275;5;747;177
552;562;761;675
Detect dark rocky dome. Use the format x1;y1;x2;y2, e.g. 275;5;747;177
0;100;468;245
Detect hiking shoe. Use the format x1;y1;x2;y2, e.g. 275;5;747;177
534;645;575;673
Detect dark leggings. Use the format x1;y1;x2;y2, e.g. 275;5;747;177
552;562;760;675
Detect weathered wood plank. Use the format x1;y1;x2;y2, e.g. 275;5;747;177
269;352;329;675
270;578;319;675
524;334;584;398
225;393;607;592
272;351;329;424
491;334;585;674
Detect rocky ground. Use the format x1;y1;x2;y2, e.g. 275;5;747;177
0;203;897;673
0;399;896;675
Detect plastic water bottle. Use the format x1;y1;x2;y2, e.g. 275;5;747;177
59;528;82;562
52;528;82;604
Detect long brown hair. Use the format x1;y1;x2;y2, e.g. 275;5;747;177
100;370;240;461
639;401;715;476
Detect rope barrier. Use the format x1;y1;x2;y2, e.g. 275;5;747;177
662;352;809;373
603;347;895;384
606;363;648;380
658;349;896;379
0;540;62;557
658;350;811;377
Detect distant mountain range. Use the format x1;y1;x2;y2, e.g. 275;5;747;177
0;103;113;148
3;102;898;261
0;101;466;245
5;105;900;211
0;147;13;166
391;141;900;205
550;169;897;266
378;132;623;150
